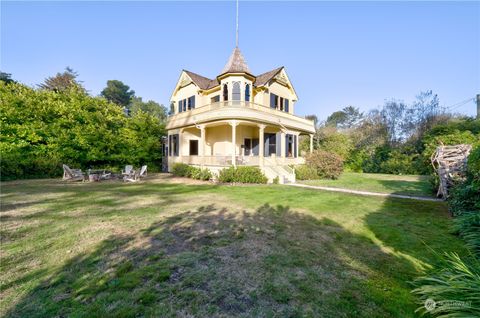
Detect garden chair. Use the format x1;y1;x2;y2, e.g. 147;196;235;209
122;165;133;176
62;164;85;181
123;165;147;182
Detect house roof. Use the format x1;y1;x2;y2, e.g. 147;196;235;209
221;47;251;74
181;48;285;92
183;70;218;90
254;67;284;87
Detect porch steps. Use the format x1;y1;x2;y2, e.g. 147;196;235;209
262;164;296;184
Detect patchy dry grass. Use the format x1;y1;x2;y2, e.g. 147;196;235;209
0;174;465;317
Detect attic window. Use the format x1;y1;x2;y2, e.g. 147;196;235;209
245;84;250;102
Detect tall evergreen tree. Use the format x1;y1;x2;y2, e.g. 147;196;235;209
101;80;135;107
38;67;83;92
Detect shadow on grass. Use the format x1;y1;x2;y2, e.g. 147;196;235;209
375;177;434;197
365;193;466;268
5;202;425;318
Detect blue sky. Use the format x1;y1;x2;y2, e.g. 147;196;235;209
1;1;479;119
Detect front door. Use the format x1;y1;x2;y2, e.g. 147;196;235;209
264;133;276;156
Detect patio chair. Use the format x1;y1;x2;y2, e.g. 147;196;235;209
122;165;133;175
123;165;148;182
62;164;85;181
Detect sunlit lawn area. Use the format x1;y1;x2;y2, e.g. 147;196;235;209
299;172;434;197
0;174;463;317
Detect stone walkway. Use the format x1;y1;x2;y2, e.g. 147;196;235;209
288;183;443;202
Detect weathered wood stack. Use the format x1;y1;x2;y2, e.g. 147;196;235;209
431;144;472;198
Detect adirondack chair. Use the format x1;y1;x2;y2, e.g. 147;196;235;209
122;165;133;175
62;164;85;181
123;165;147;182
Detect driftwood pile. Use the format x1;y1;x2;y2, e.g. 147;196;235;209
431;144;472;198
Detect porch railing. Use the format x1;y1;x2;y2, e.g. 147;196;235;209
170;155;303;167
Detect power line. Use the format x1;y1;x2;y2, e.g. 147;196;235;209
445;97;475;111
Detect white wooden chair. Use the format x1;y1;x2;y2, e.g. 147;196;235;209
123;165;147;182
122;165;133;176
62;164;84;181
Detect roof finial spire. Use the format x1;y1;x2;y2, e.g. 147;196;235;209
235;0;239;47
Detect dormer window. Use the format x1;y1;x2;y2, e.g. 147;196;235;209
245;84;250;102
232;82;241;101
223;84;228;101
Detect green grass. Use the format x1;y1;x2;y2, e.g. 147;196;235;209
299;172;434;197
0;174;464;317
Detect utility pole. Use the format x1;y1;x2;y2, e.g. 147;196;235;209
477;94;480;119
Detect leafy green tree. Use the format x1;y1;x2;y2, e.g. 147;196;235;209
0;81;165;180
38;67;84;92
101;80;135;107
129;97;167;122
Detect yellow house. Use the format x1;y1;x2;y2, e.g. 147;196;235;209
166;47;315;183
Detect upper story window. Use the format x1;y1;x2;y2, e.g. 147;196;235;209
245;84;250;101
223;84;228;101
211;95;220;103
232;82;241;101
270;93;289;113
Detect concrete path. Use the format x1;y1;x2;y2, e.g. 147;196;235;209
288;183;443;202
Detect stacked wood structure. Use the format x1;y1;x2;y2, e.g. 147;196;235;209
431;144;472;198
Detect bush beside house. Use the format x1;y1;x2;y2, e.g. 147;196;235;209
305;150;344;179
171;163;212;181
218;166;268;184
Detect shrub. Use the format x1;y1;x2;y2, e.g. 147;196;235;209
344;149;369;172
218;166;267;184
295;165;319;180
453;212;480;255
315;127;353;161
171;163;192;177
305;150;343;179
272;176;279;184
412;252;480;317
379;150;417;175
190;167;212;181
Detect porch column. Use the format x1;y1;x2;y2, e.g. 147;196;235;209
178;129;183;161
229;120;238;167
199;125;205;167
281;130;286;163
258;124;265;167
309;134;314;153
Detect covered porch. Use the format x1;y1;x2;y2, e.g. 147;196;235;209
167;120;313;169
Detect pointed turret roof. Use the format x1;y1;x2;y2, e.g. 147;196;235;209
221;47;251;74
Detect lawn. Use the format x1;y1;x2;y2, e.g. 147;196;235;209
0;174;464;317
299;172;434;197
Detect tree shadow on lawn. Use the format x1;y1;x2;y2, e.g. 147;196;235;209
365;195;467;271
375;177;434;197
0;181;217;223
5;202;428;318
